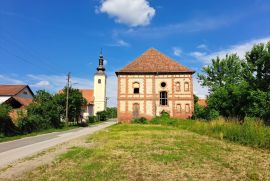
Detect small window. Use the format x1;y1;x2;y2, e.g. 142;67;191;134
185;104;190;113
161;82;166;88
160;91;168;106
134;88;139;94
184;82;189;92
176;82;180;92
176;104;181;113
133;82;140;94
23;91;28;95
98;79;101;84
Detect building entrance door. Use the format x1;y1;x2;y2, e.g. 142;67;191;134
132;103;140;119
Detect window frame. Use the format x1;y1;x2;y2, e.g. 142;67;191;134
160;91;168;106
184;82;189;92
175;82;180;92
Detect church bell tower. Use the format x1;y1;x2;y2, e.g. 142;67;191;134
93;49;107;115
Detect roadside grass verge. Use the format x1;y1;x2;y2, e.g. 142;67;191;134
150;117;270;149
23;124;270;180
0;125;79;143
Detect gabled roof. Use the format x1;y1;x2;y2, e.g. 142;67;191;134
80;89;94;105
116;48;195;75
0;85;34;96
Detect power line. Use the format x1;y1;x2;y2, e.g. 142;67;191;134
0;32;60;74
0;45;59;75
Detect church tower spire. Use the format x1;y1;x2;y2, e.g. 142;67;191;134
93;48;107;115
97;48;105;73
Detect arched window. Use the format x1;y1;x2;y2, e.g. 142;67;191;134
176;82;180;92
98;79;101;84
133;82;140;94
160;91;168;106
185;104;190;113
184;82;189;92
176;104;181;113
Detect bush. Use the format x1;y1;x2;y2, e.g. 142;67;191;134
0;104;19;136
192;104;219;121
132;117;148;124
96;111;107;121
160;110;170;118
88;116;96;124
17;114;45;134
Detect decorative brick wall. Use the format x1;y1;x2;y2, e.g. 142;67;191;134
117;74;194;123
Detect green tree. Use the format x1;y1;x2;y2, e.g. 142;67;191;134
54;87;86;124
198;54;244;92
245;41;270;91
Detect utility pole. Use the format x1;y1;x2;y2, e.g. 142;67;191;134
65;72;71;126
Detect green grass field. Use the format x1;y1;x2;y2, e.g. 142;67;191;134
22;123;270;181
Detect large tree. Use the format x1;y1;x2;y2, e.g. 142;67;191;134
198;54;244;92
245;41;270;91
54;87;86;124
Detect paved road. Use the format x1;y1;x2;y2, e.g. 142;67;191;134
0;120;116;168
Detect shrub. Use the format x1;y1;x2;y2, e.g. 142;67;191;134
160;110;170;118
132;117;148;124
88;116;96;124
17;114;44;134
96;111;107;121
0;104;19;136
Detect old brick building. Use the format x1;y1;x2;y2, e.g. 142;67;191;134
115;48;195;123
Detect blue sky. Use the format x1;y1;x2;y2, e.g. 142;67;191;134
1;0;270;106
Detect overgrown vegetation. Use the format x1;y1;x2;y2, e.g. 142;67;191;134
135;117;270;149
197;41;270;122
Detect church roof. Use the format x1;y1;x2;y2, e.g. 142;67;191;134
115;48;195;75
80;89;94;105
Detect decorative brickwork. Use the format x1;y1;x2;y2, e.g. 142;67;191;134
116;48;195;123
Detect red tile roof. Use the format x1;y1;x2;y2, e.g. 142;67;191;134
198;99;207;107
12;96;33;107
116;48;195;74
0;85;29;96
80;89;94;105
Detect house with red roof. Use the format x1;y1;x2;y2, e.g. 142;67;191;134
0;85;34;120
0;85;34;108
115;48;195;123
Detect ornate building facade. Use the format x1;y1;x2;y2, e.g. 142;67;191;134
115;48;195;123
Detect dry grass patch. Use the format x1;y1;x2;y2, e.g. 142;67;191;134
20;124;270;180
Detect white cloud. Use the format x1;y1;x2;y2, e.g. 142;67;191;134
172;47;182;57
0;75;25;84
99;0;155;27
197;44;208;50
31;80;50;88
190;37;270;63
106;39;130;47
